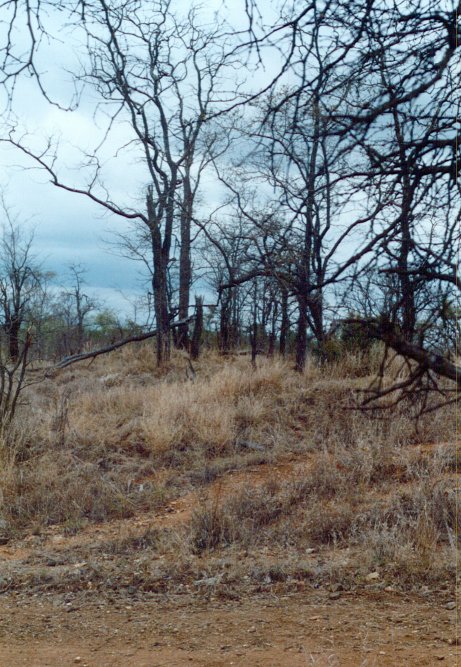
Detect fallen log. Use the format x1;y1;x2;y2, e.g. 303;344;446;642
344;317;460;388
51;317;195;371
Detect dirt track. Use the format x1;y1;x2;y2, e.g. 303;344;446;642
0;588;458;666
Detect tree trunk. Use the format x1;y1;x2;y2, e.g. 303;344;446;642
177;171;193;350
310;290;326;360
268;330;276;357
219;293;232;354
250;282;258;367
398;209;416;340
268;298;278;356
279;289;289;356
152;268;170;366
147;187;172;366
295;293;308;372
392;107;416;341
190;296;203;361
8;319;20;362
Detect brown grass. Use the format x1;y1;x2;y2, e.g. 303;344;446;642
0;345;457;589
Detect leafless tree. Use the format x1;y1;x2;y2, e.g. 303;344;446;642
1;0;459;403
3;1;237;364
0;201;43;361
53;264;98;356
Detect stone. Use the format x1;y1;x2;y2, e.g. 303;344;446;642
194;575;223;587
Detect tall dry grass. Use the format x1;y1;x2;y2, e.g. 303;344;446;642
0;343;457;589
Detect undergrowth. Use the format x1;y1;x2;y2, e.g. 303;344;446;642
0;346;457;588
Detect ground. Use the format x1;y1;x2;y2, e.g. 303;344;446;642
0;451;458;666
0;588;457;666
0;351;458;665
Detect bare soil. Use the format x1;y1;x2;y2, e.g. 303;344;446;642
0;588;457;666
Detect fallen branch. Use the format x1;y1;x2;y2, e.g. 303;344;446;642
345;317;460;388
50;317;195;371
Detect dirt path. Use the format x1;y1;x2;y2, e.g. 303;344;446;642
0;453;311;564
0;442;452;565
0;589;458;666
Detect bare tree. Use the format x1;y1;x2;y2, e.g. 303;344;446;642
3;1;237;364
53;264;98;356
1;0;459;404
0;201;43;361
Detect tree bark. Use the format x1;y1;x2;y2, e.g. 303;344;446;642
177;168;193;350
190;296;203;361
295;293;308;372
7;319;20;362
147;187;172;366
279;289;289;356
219;292;232;354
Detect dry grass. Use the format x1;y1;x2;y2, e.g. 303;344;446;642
189;455;457;585
0;345;458;590
66;356;293;460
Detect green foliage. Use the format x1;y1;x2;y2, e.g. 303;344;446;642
310;317;376;363
338;319;376;355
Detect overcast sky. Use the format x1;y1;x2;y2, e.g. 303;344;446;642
0;0;285;319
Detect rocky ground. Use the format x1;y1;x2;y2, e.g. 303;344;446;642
0;587;457;666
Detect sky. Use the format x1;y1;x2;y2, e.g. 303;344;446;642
0;0;284;320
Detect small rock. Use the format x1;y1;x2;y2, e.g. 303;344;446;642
329;591;341;600
194;575;223;587
238;439;265;452
445;601;456;610
248;626;256;633
365;571;380;581
74;658;82;664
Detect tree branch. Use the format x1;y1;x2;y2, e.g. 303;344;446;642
49;316;195;371
345;318;460;387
